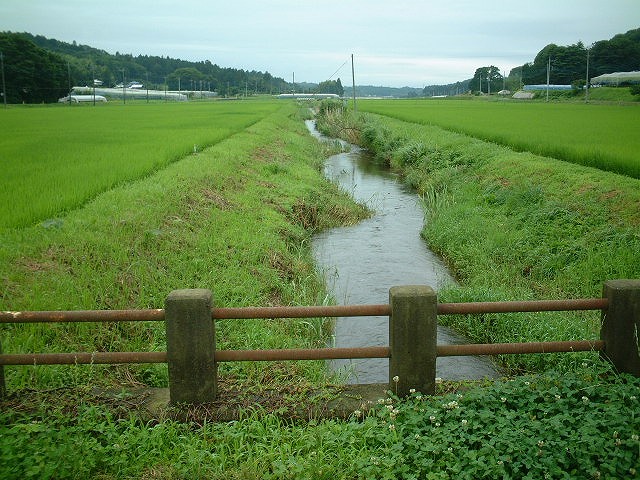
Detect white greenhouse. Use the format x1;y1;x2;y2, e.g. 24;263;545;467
590;71;640;85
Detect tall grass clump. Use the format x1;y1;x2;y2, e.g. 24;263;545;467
316;107;640;373
359;99;640;179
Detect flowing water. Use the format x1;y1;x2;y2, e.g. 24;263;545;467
307;120;500;384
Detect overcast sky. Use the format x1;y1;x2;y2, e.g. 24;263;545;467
1;1;638;87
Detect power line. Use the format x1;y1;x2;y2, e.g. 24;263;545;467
328;59;348;81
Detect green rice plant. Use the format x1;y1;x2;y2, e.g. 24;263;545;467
358;99;640;178
0;100;280;229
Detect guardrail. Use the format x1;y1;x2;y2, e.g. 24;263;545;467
1;279;638;403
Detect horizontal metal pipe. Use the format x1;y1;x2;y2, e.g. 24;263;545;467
437;298;608;315
1;298;608;324
437;340;605;356
212;304;391;319
0;309;165;323
1;340;604;366
214;346;390;362
0;351;167;365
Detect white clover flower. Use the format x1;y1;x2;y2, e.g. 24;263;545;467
385;398;393;405
525;381;530;386
416;395;423;400
554;394;561;400
501;397;507;403
461;419;468;426
392;375;400;383
429;415;436;422
630;396;637;401
414;434;420;439
377;398;385;404
582;396;589;403
386;404;394;410
537;440;545;447
631;434;639;441
497;460;504;466
447;447;452;452
389;424;396;431
613;431;619;438
353;410;362;418
435;422;441;427
615;438;622;446
409;388;416;394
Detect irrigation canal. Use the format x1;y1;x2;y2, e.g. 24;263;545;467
306;120;500;384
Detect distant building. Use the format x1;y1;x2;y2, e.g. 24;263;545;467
277;93;340;100
58;95;107;103
512;91;535;99
590;71;640;86
523;84;572;91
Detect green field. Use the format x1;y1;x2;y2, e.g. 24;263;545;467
2;100;639;480
358;99;640;178
0;100;279;229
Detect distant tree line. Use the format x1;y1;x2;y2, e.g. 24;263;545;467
0;31;292;103
511;28;640;87
425;28;640;96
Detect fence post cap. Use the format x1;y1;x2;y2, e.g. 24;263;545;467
389;285;435;297
166;289;212;301
604;279;640;290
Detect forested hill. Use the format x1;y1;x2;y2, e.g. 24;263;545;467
0;31;290;103
510;28;640;85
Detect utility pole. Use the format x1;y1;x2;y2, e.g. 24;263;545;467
92;65;96;106
585;46;590;103
121;69;126;104
351;54;356;112
146;71;149;103
1;51;7;108
546;57;551;103
67;61;72;106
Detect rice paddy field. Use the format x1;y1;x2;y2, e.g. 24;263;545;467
0;100;280;229
358;98;640;178
2;99;640;480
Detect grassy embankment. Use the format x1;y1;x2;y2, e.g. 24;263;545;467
0;100;367;391
1;101;639;479
317;100;640;374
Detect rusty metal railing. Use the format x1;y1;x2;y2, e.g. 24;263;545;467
0;297;608;324
0;341;608;367
0;297;608;367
